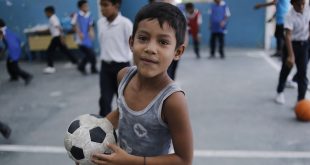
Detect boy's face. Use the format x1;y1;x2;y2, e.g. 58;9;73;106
100;0;118;18
185;7;194;14
130;19;184;78
45;11;52;18
214;0;221;4
80;3;89;13
292;0;305;13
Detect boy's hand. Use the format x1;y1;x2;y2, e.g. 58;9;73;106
286;54;294;68
78;32;84;40
254;4;262;10
220;21;226;28
91;143;130;165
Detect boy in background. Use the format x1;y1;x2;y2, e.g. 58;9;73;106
97;0;132;117
185;2;202;59
44;6;78;74
72;0;98;75
275;0;310;104
209;0;231;59
0;18;33;85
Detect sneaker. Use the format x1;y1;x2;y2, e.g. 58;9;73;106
0;123;11;139
63;62;75;69
285;80;297;88
275;93;285;104
43;67;56;74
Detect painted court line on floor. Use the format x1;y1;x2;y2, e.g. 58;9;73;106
1;145;310;159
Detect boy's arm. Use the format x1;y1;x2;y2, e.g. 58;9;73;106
284;28;294;68
92;91;193;165
254;0;276;9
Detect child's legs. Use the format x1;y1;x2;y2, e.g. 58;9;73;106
277;46;292;93
218;33;225;57
99;61;129;116
46;37;60;67
193;37;200;58
293;42;308;101
6;58;18;79
11;60;31;80
58;38;77;64
210;33;216;56
78;46;97;70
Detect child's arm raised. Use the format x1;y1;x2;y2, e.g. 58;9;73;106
92;91;193;165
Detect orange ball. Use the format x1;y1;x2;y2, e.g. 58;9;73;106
295;99;310;121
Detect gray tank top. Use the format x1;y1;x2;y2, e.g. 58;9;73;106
117;66;183;156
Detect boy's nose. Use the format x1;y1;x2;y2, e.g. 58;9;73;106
144;42;157;54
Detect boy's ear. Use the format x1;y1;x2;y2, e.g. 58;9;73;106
174;44;185;60
129;36;134;51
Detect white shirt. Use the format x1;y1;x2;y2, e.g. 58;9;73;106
284;7;310;41
48;14;61;37
1;26;7;36
97;13;133;62
71;10;92;25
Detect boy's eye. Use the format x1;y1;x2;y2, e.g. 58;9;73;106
159;40;169;45
137;35;148;41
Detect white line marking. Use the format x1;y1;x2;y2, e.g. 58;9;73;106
1;145;310;159
257;51;280;72
194;150;310;158
0;145;66;154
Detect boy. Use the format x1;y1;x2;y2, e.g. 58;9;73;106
71;0;98;75
0;19;33;85
185;2;202;59
209;0;231;59
44;6;78;74
97;0;132;117
91;2;193;165
275;0;310;104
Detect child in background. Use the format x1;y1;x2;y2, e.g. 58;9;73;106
209;0;231;59
0;18;33;85
97;0;132;117
185;2;202;59
91;2;193;165
43;6;78;74
275;0;310;104
71;0;98;75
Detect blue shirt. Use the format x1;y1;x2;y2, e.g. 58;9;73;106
2;27;21;61
276;0;290;24
74;11;94;48
209;2;230;33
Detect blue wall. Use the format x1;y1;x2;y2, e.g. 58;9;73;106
0;0;99;41
0;0;266;48
120;0;266;48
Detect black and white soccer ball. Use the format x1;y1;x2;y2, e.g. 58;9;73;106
64;114;117;165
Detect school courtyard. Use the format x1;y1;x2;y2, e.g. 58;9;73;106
0;47;310;165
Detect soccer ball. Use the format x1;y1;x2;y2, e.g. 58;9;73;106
64;114;117;165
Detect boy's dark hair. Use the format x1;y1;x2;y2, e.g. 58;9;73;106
101;0;122;6
185;2;194;9
290;0;303;4
0;18;5;28
44;6;55;14
78;0;87;8
132;2;186;49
